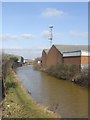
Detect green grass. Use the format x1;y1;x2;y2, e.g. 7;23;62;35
3;70;59;118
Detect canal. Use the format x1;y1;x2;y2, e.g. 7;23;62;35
16;65;88;118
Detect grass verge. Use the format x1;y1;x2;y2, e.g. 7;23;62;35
2;70;59;118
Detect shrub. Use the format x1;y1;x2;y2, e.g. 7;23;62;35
46;64;89;87
2;54;19;98
47;64;79;80
72;67;89;87
10;56;18;62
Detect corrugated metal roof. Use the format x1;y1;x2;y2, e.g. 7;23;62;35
54;45;88;54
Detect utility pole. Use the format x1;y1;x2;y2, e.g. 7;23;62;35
48;25;53;47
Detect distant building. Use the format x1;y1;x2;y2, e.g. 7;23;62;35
17;56;24;66
41;44;90;70
34;57;42;65
41;49;49;68
17;56;24;63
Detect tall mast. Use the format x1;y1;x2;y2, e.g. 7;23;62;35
48;25;53;47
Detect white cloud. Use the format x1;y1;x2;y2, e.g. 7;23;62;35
41;30;63;39
41;8;64;18
1;34;18;40
2;45;23;50
69;31;88;39
0;33;35;40
20;34;35;40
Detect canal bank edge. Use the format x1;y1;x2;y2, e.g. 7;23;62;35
2;69;60;118
33;63;89;88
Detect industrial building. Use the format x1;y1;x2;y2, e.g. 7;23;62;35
41;44;89;70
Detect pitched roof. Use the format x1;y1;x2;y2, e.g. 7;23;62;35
43;49;49;54
54;45;88;54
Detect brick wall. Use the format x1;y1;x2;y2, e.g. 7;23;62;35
46;45;63;68
63;56;81;65
81;56;90;64
42;50;47;68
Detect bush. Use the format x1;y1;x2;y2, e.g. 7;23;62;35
73;71;89;87
33;58;42;70
2;54;19;98
10;56;18;62
47;64;79;80
47;64;89;87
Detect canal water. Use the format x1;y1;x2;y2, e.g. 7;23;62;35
16;65;88;118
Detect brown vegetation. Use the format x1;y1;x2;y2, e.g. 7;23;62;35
47;64;89;87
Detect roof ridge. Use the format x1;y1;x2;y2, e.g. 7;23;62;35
54;44;88;46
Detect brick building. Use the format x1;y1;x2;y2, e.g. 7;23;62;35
41;44;89;69
63;50;90;69
45;45;63;68
41;49;49;68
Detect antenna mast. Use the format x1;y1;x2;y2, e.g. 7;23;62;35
48;25;53;47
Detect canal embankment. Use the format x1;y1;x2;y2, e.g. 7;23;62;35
3;69;58;118
2;70;59;118
46;64;89;87
33;62;89;87
2;54;59;118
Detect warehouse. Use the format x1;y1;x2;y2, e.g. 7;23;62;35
41;44;89;69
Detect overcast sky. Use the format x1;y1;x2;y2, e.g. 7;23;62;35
0;2;88;59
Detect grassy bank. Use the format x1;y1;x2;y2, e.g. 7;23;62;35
3;70;59;118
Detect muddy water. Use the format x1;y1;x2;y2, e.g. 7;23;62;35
16;65;88;118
